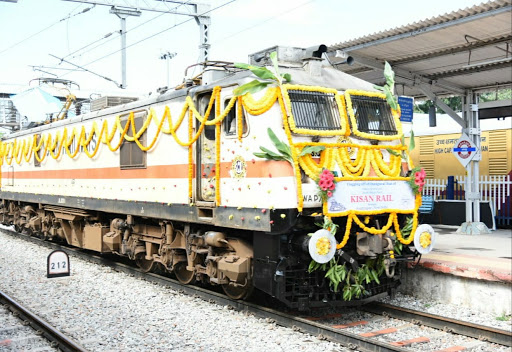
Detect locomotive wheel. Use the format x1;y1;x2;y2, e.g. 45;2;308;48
174;262;196;284
222;282;254;300
41;231;49;241
135;256;158;273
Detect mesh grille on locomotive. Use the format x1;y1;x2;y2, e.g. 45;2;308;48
288;90;342;131
349;95;398;136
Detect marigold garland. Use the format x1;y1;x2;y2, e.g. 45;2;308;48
277;91;304;212
282;84;349;136
188;109;194;200
344;89;403;141
215;122;221;205
0;84;420;248
240;87;278;115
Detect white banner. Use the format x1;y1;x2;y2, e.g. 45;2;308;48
327;180;416;215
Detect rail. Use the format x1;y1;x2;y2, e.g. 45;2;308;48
5;228;512;352
0;290;88;352
363;302;512;347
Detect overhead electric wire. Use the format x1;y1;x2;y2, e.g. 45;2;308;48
63;31;118;60
59;0;237;78
0;4;93;57
62;0;195;61
50;54;122;87
216;0;318;43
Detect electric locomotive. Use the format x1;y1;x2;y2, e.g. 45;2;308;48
0;46;435;310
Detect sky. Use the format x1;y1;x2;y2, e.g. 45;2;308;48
0;0;488;96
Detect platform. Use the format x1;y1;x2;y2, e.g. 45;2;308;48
400;225;512;315
420;225;512;283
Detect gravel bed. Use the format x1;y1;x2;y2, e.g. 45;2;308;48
0;231;351;352
0;305;58;351
381;292;512;331
1;230;510;352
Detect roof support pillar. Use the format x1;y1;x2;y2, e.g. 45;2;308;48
457;91;491;235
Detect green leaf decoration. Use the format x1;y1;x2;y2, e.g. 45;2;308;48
371;270;380;284
386;148;401;157
383;85;398;110
259;146;284;158
253;152;270;159
253;128;294;163
234;51;291;97
233;80;272;97
234;62;256;70
300;145;325;156
267;128;292;160
308;260;321;273
408;130;415;152
383;61;395;88
269;51;282;85
235;63;276;80
373;84;384;91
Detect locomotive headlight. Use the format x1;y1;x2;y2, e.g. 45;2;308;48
413;224;437;254
308;229;337;264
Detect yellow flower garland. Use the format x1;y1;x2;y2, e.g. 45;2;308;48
344;89;403;141
0;84;420;248
240;87;278;115
278;91;304;212
282;84;349;136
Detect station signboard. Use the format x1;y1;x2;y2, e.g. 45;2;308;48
398;96;414;122
452;132;477;167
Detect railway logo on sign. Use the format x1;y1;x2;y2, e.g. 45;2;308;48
452;133;477;168
455;140;473;159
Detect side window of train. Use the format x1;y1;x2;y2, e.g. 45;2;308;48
223;98;248;137
119;110;148;169
34;134;41;167
199;94;216;140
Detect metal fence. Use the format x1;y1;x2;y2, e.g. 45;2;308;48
423;175;512;227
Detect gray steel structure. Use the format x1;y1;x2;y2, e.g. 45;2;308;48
327;0;512;234
62;0;211;88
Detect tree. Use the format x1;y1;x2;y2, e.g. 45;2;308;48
415;96;462;113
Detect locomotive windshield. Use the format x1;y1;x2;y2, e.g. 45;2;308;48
288;90;342;131
350;95;398;136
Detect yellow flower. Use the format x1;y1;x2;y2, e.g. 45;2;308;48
419;231;431;248
316;236;331;256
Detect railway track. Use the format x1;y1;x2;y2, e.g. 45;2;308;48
2;227;511;352
0;290;87;352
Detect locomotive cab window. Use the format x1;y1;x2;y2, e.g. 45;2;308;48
223;99;247;137
120;110;147;169
198;93;216;141
349;95;397;136
34;134;42;167
288;90;342;131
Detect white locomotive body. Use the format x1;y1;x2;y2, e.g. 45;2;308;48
0;47;429;310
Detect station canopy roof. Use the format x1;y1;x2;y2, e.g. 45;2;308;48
327;0;512;99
